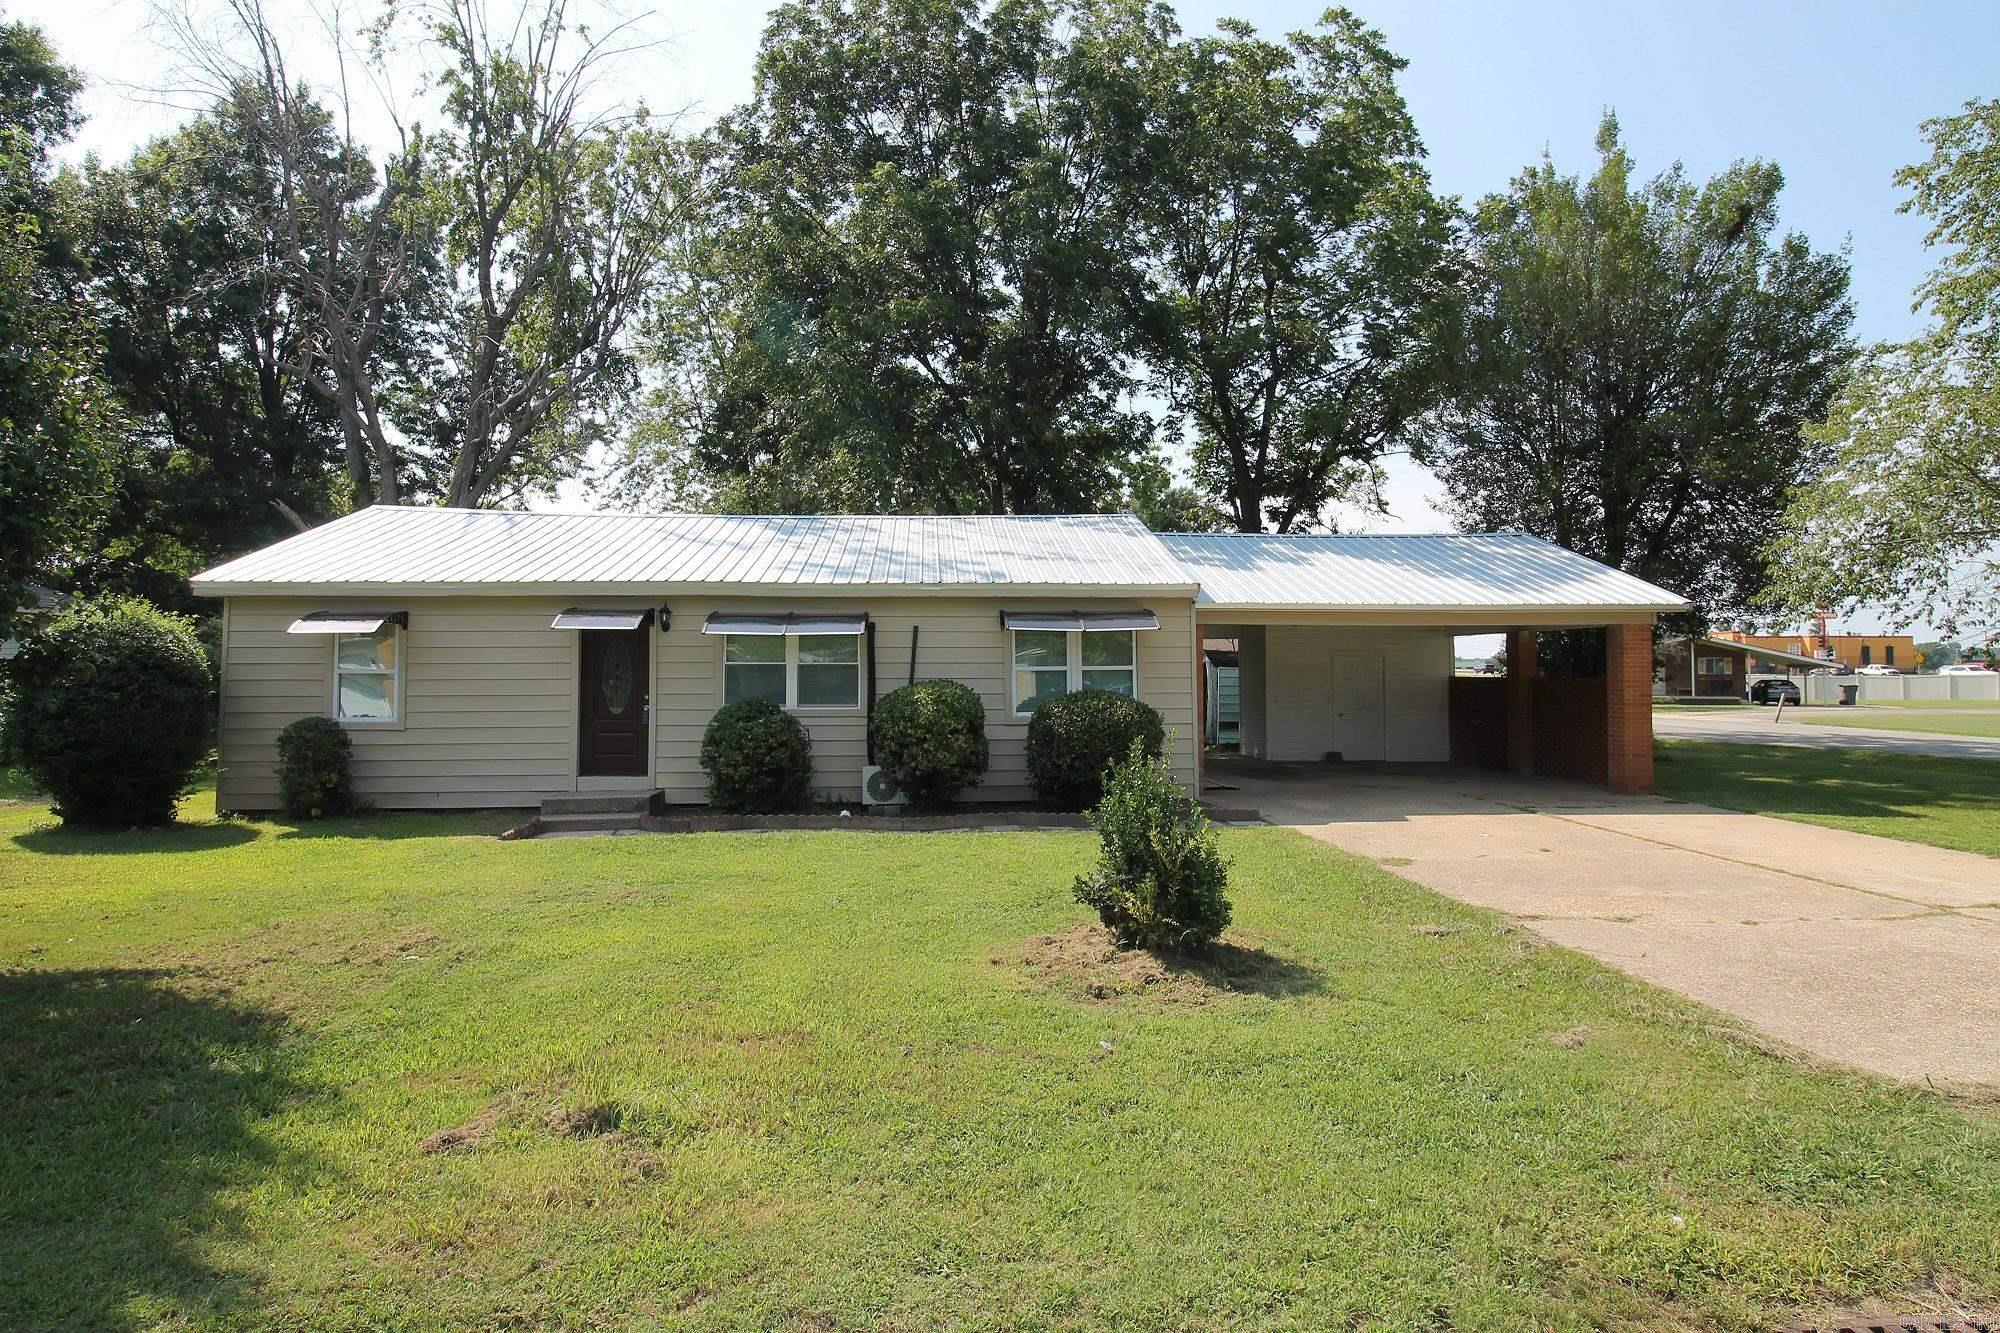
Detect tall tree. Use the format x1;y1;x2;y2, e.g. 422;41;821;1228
392;0;693;507
1415;115;1855;623
167;0;433;506
69;93;350;604
1768;99;2000;641
1140;10;1457;533
170;0;687;509
625;0;1170;515
0;19;119;634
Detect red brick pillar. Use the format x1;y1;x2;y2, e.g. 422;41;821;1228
1505;629;1536;775
1605;622;1655;795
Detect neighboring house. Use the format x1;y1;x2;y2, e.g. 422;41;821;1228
1714;629;1918;673
1;584;69;659
190;509;1687;811
1657;634;1829;699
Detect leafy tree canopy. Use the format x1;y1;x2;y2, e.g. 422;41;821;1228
1415;114;1855;627
0;18;119;634
1142;9;1457;532
68;90;352;607
625;0;1173;515
1768;99;2000;641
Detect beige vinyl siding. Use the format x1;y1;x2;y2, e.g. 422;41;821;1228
218;592;1198;811
656;595;1198;804
217;596;607;811
1254;625;1452;763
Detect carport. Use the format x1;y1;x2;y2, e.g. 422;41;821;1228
1158;533;1689;795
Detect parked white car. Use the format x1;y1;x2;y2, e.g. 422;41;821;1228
1856;664;1902;676
1940;663;1995;675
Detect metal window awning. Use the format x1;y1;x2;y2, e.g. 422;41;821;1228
701;612;869;636
999;609;1160;632
550;607;654;631
286;611;408;635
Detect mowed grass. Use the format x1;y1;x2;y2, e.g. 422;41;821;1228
4;782;2000;1330
1801;709;2000;739
1656;740;2000;858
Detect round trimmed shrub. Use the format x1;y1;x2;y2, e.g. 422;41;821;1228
1024;689;1165;811
700;698;814;813
1073;737;1230;953
870;679;990;811
1;596;213;826
276;715;355;819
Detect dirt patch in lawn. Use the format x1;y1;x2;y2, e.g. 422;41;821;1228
1005;923;1320;1004
545;1102;623;1138
420;1094;511;1153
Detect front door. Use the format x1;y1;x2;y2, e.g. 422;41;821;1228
579;628;649;777
1332;654;1386;761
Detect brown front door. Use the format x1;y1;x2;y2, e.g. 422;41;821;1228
578;628;649;777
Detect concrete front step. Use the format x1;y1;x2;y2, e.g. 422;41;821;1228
536;810;646;834
540;790;662;816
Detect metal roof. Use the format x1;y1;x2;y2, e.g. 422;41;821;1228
1676;635;1830;670
1156;531;1689;613
191;506;1692;615
190;506;1199;596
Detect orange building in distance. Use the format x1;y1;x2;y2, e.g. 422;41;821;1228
1711;629;1920;672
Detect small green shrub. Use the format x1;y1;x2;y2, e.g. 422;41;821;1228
276;715;355;819
1073;738;1231;953
0;596;213;826
871;679;990;811
700;698;814;813
1024;689;1165;810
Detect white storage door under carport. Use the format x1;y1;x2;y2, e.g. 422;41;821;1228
1253;626;1452;762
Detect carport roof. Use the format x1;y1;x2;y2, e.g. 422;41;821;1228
1158;531;1689;615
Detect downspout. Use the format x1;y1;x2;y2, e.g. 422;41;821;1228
908;625;920;686
865;619;878;764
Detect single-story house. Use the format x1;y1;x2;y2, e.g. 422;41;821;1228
1656;634;1831;699
189;508;1687;812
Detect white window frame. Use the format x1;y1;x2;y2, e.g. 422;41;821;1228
1010;629;1138;716
332;624;403;728
1697;656;1731;676
723;633;863;711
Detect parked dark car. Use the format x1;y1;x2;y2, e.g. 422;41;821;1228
1749;677;1801;705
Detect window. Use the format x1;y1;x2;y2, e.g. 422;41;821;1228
1884;645;1895;666
334;625;400;723
1698;656;1730;676
1861;645;1872;666
724;633;860;708
1012;629;1137;715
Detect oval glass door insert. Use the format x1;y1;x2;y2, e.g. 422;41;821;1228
601;639;634;714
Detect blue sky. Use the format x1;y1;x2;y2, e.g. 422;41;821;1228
26;0;2000;634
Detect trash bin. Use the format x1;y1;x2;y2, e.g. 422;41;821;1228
1839;683;1858;706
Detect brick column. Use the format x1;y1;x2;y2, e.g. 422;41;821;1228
1605;621;1655;795
1505;629;1536;775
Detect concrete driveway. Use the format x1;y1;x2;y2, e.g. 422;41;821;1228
1655;705;2000;761
1210;758;2000;1087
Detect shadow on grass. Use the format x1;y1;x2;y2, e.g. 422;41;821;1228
1018;923;1324;1002
1656;741;2000;820
10;820;262;855
0;968;323;1327
1159;938;1325;999
273;808;528;841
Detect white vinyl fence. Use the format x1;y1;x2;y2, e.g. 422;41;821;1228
1803;673;2000;705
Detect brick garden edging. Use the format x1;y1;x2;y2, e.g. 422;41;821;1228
500;803;1265;839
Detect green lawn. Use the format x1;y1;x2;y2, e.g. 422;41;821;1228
1802;709;2000;739
5;782;2000;1330
1656;740;2000;857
